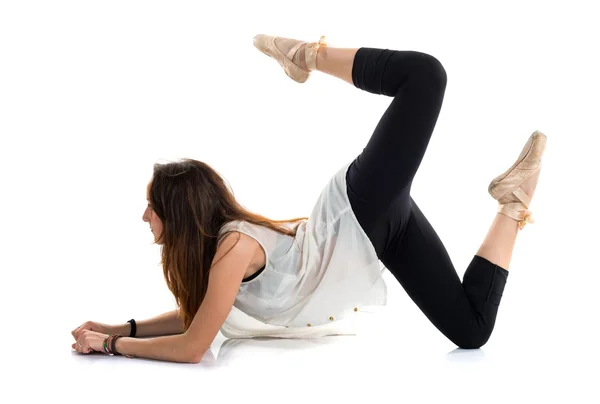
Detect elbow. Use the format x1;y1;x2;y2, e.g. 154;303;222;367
179;332;211;364
187;347;209;364
179;332;209;363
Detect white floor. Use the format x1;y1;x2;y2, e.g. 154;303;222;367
12;323;600;403
7;269;599;404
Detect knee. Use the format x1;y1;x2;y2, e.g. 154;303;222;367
453;327;492;350
414;52;448;91
456;338;487;350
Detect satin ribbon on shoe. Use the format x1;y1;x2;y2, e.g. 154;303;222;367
311;35;328;52
518;209;535;230
498;202;535;230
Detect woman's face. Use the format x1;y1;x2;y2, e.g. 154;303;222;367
142;180;163;243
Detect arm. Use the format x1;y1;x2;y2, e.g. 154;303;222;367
112;309;185;338
114;232;253;363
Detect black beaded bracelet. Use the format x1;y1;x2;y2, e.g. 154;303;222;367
127;319;137;338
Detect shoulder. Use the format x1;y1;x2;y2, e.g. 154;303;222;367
218;231;254;249
212;231;257;269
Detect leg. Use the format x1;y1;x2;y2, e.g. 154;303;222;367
390;165;542;348
477;213;519;270
381;195;509;349
315;47;359;85
255;37;533;346
343;48;448;237
331;47;507;348
477;168;541;270
255;40;446;216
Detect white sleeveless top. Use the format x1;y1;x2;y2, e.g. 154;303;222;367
218;161;388;338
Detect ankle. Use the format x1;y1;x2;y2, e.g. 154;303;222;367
305;36;328;71
497;205;535;230
314;46;325;71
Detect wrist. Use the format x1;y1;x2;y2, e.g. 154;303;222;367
112;323;131;336
114;336;134;358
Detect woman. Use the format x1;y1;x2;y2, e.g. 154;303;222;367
71;34;547;363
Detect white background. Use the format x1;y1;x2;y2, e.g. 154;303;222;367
1;0;598;402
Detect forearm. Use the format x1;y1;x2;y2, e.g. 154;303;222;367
114;309;185;338
114;333;203;363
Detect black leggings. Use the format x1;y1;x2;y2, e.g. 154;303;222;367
346;48;509;349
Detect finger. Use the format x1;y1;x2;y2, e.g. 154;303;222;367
76;336;84;353
80;333;94;354
72;325;83;339
73;324;89;340
84;338;95;354
80;342;90;354
71;325;82;338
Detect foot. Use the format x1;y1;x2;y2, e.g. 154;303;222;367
273;37;310;70
488;130;547;229
497;166;541;229
519;167;541;202
253;34;327;83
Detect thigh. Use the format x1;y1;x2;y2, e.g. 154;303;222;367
379;196;476;336
345;52;446;237
345;86;442;217
348;181;413;258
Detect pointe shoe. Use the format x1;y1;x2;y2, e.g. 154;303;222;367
488;130;547;230
253;34;328;83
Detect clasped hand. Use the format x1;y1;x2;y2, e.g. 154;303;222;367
71;321;111;354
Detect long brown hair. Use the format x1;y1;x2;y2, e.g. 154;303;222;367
149;158;308;330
